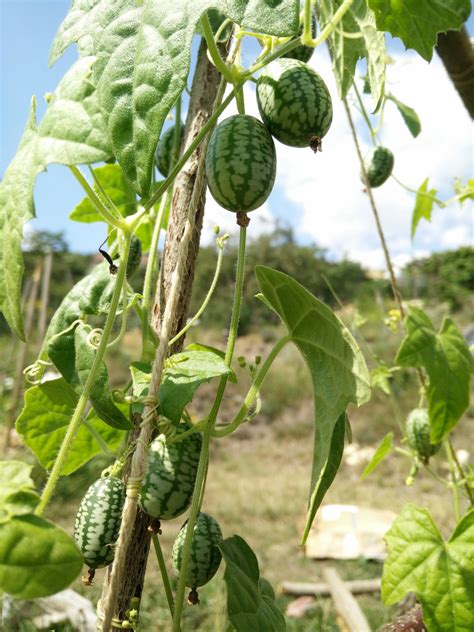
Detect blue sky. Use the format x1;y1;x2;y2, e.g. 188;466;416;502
1;1;473;269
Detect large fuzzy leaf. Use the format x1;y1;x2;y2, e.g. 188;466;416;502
86;0;299;195
0;57;112;339
255;266;370;542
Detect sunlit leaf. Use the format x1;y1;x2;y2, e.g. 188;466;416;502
368;0;471;61
0;57;111;339
131;348;231;422
382;505;474;631
387;93;421;137
411;178;438;239
0;462;39;523
0;515;83;599
16;378;124;475
396;308;472;442
361;432;393;480
320;0;386;108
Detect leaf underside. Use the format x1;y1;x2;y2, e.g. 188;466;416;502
255;266;370;541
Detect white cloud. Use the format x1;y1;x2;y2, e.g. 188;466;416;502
202;47;473;270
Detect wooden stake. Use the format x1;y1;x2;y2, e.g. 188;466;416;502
322;567;371;632
5;258;42;447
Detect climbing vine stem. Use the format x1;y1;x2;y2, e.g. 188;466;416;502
172;221;248;631
35;231;132;516
343;97;406;321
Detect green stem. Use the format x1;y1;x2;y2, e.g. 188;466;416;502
87;166;122;219
213;335;290;438
35;232;132;516
82;418;113;454
235;86;246;114
303;0;312;42
69;166;124;230
172;224;248;631
151;533;176;619
138;89;236;215
169;236;228;348
445;440;461;521
302;0;354;47
391;174;446;207
142;193;169;317
200;14;234;83
108;279;130;349
353;82;377;144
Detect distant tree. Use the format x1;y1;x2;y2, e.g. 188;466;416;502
402;246;474;310
190;227;371;332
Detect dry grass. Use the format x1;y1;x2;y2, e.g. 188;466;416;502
2;305;472;631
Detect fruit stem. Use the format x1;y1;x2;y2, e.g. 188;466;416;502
35;232;132;516
200;14;234;83
302;0;355;47
343;98;406;322
172;224;248;631
353;82;378;145
134;89;236;217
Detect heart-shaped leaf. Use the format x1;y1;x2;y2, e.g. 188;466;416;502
255;266;370;542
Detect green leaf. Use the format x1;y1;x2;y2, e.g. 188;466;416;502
220;535;286;632
305;413;346;543
49;0;133;64
387;93;421;137
320;0;386;107
90;0;299;195
382;505;474;632
453;177;474;205
411;178;438;239
396;308;472;442
48;324;131;430
131;348;231;422
255;266;371;542
0;462;39;523
0;515;83;599
370;364;393;394
16;378;124;476
368;0;471;61
361;432;393;480
70;164;137;223
0;57;112;339
0;99;42;339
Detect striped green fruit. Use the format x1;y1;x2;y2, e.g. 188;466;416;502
205;114;276;212
172;512;222;593
139;424;202;520
362;146;394;188
74;476;125;569
155;122;185;176
406;408;440;464
126;235;142;277
283;10;317;63
256;58;333;150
